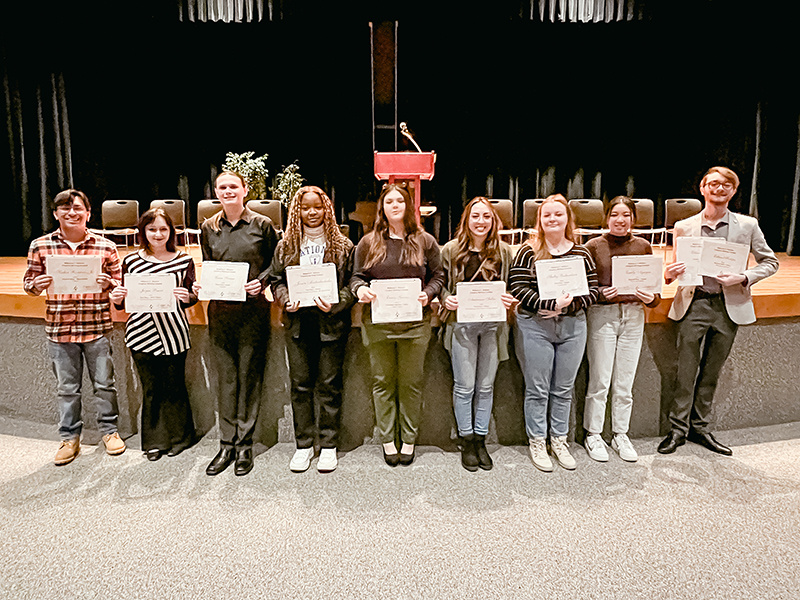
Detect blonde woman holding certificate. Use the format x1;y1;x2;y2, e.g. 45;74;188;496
350;182;444;467
509;194;599;472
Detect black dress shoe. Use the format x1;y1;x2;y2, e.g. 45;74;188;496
688;430;732;456
399;447;415;466
145;449;163;462
167;440;191;457
383;447;401;467
657;431;686;454
234;448;254;476
206;447;235;475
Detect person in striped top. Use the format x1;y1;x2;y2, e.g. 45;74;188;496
509;193;599;472
23;189;126;466
110;208;197;461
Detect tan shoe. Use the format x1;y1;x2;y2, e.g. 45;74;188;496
102;432;126;456
55;437;80;466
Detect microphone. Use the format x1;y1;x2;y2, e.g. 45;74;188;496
400;122;422;153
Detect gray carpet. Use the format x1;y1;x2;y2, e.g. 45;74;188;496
1;418;799;600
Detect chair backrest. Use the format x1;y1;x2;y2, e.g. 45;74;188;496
348;200;378;232
150;199;186;228
664;198;702;229
197;199;223;226
522;199;545;229
101;200;139;229
489;199;514;230
631;198;654;229
568;199;605;229
246;200;283;230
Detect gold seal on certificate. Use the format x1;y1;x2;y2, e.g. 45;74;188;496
197;261;249;302
46;255;102;295
124;273;177;313
534;256;589;300
611;255;663;295
456;281;507;323
370;278;423;323
286;263;339;307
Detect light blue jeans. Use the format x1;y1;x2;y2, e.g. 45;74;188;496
47;336;119;440
514;311;587;439
450;322;501;436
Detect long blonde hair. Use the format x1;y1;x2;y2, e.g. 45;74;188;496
363;182;424;269
279;185;350;264
205;171;247;233
451;196;503;282
525;194;576;261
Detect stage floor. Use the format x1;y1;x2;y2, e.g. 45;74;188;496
2;246;799;323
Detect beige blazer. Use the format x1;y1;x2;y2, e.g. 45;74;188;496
668;211;779;325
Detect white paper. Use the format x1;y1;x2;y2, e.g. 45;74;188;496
699;240;750;278
124;273;177;313
456;281;507;323
198;261;249;302
611;255;663;296
534;257;589;300
47;255;102;295
286;263;339;308
674;237;706;286
370;278;423;323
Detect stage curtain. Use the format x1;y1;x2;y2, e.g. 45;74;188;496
179;0;266;22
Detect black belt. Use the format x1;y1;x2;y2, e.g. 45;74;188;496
694;289;723;300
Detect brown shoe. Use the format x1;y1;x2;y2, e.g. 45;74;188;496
102;432;126;456
55;438;80;466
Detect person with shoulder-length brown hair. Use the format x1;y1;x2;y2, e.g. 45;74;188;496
350;182;445;466
194;171;279;476
509;193;599;472
268;185;355;473
440;197;517;471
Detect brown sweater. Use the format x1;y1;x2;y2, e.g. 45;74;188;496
584;233;661;307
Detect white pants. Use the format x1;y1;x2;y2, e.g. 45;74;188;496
584;303;645;435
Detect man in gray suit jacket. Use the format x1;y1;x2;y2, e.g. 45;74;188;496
658;166;779;456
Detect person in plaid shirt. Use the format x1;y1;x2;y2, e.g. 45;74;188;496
23;189;126;465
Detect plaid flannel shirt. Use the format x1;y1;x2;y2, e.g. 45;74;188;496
23;230;121;343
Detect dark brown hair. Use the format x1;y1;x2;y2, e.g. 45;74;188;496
138;208;177;253
451;196;503;282
363;182;424;269
605;196;637;224
52;189;90;212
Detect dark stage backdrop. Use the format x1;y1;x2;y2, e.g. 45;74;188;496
2;1;798;256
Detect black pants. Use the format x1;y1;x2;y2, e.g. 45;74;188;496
286;329;347;449
132;351;195;452
208;297;270;449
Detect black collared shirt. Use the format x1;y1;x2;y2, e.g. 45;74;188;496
699;211;730;294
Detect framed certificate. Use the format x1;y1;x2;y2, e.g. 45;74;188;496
124;273;177;313
370;278;423;323
534;257;589;300
611;255;663;295
286;263;339;307
47;255;102;295
197;261;249;302
456;281;507;323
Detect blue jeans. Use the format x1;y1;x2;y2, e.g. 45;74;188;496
450;322;500;436
514;311;587;439
47;336;119;440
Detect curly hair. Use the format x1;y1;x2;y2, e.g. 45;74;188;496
451;197;503;282
363;182;424;269
279;185;350;265
525;193;576;261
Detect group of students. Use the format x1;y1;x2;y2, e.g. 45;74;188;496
24;165;779;475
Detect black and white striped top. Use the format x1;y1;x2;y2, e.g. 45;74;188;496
119;251;198;356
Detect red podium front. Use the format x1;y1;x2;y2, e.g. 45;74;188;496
374;151;436;219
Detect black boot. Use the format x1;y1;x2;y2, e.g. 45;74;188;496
460;434;479;472
474;434;493;471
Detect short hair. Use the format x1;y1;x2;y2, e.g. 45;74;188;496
605;196;637;223
52;189;90;212
138;207;177;253
701;166;739;189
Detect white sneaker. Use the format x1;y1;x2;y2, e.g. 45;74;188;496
584;433;609;462
289;447;314;472
550;436;577;470
317;448;338;473
612;434;638;462
528;437;553;472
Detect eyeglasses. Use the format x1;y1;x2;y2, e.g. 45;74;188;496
55;204;88;214
705;181;734;191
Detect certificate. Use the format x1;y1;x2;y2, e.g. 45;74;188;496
674;237;705;286
699;240;750;278
535;257;589;300
198;261;249;302
611;255;663;295
286;263;339;307
456;281;507;323
370;278;423;323
124;273;177;313
47;255;102;295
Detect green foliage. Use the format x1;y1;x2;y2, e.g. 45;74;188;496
270;162;305;207
222;151;269;200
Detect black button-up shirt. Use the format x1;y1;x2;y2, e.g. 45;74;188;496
699;210;729;294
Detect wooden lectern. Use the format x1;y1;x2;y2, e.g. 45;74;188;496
374;151;436;220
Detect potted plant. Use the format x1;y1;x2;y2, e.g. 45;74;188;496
270;161;305;207
222;151;269;200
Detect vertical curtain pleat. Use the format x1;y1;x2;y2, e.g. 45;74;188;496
750;101;762;219
788;116;800;255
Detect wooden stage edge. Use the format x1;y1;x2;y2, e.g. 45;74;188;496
1;248;799;324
